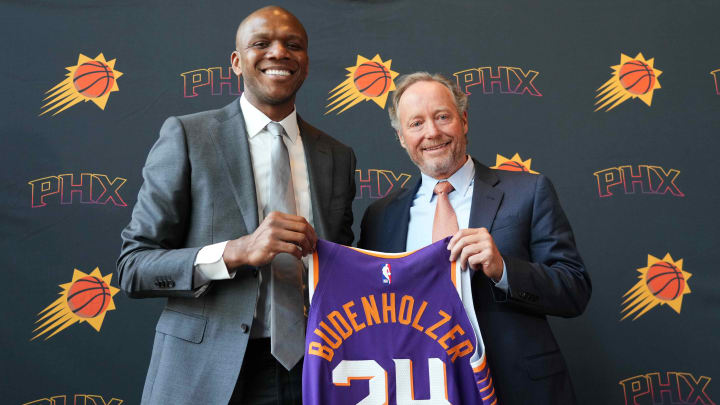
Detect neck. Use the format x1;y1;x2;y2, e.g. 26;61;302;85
245;93;295;122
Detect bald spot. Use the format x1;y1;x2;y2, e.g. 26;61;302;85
235;6;308;49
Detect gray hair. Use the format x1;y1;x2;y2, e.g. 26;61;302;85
388;72;468;132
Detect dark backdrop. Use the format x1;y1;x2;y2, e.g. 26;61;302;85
2;1;718;404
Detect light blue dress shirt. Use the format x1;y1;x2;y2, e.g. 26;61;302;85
405;156;508;291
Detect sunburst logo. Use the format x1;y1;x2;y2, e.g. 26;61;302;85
326;54;399;115
490;153;539;174
40;53;123;117
32;267;119;340
620;254;692;321
595;53;662;112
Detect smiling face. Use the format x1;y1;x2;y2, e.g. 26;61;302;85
231;7;308;120
396;80;468;179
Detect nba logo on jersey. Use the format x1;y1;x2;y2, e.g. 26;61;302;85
381;263;391;284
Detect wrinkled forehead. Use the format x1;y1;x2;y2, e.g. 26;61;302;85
399;81;456;113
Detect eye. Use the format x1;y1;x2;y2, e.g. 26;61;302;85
409;120;422;128
437;113;450;120
251;41;269;48
286;42;305;51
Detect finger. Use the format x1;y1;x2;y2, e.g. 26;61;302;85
467;249;489;272
447;228;473;250
270;240;304;260
458;243;484;271
448;232;483;261
270;213;317;245
273;228;314;256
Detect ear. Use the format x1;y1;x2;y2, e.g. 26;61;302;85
461;111;468;134
231;51;242;76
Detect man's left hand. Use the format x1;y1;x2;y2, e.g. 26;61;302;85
447;228;503;282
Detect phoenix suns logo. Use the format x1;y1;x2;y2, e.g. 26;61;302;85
490;153;539;174
711;69;720;95
621;254;691;321
40;53;122;116
32;267;119;340
595;53;662;112
326;54;399;115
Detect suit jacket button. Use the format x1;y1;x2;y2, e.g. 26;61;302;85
241;323;249;333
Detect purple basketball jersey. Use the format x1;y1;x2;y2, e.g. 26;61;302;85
302;238;498;405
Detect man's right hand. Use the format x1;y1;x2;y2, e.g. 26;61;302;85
222;211;317;269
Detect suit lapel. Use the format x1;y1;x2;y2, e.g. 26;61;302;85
383;179;419;252
209;99;259;233
468;158;503;231
299;117;332;239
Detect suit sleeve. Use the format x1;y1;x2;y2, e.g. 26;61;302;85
116;117;206;298
338;149;357;246
501;175;591;318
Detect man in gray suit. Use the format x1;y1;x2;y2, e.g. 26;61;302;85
117;6;356;404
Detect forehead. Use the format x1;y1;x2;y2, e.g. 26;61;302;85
238;10;307;43
398;81;456;115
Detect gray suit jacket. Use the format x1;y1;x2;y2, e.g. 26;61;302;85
117;99;356;405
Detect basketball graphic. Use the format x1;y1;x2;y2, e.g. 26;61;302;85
491;153;539;174
496;161;529;172
621;253;692;321
32;267;119;340
66;276;112;318
618;60;655;95
353;61;392;97
40;53;123;117
326;54;399;115
595;52;662;112
72;61;116;98
645;261;685;301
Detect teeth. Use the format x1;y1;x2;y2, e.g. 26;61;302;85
424;143;447;151
265;69;291;76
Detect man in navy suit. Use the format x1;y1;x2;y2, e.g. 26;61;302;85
358;72;591;405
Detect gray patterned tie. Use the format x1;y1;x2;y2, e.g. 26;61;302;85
264;121;305;370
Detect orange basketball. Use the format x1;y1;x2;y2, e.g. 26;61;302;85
645;261;684;301
73;61;115;98
496;161;529;172
619;60;655;95
353;62;391;97
66;276;111;318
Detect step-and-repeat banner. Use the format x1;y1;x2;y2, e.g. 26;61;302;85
2;0;718;404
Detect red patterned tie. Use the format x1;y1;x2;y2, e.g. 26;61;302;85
432;181;459;242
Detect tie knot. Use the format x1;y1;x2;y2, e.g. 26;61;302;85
266;121;286;138
434;181;454;196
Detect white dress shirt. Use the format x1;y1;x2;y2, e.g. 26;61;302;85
406;156;508;290
192;94;313;286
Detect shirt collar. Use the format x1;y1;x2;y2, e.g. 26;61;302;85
418;156;475;202
239;94;300;143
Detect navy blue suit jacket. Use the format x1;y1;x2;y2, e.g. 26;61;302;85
358;158;591;405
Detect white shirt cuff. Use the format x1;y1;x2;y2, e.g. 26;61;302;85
492;259;509;292
193;241;236;287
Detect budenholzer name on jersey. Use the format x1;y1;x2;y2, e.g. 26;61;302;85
307;292;474;362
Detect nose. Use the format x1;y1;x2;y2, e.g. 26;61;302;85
266;41;290;59
425;119;441;138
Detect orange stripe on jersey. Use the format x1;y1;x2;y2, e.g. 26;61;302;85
477;373;490;384
473;357;487;372
313;250;320;291
482;387;496;400
450;261;457;288
479;378;493;392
